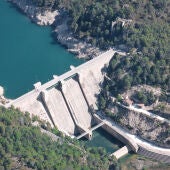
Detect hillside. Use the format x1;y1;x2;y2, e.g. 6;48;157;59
0;106;113;170
29;0;170;92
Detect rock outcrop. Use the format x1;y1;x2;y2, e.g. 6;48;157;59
112;105;170;148
9;0;103;59
54;13;103;59
0;86;4;96
9;0;58;25
0;86;11;105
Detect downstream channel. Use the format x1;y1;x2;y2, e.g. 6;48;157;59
0;0;123;153
81;128;124;153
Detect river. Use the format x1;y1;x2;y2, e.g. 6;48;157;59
0;0;123;153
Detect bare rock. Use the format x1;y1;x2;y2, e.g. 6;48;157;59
0;86;4;96
9;0;58;25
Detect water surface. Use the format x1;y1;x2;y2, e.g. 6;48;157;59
81;128;124;153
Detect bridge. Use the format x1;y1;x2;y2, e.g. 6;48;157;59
76;122;104;140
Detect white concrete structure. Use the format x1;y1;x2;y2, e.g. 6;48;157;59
41;89;76;136
4;48;170;162
129;105;170;124
94;114;170;162
111;146;129;159
63;78;92;129
6;49;119;129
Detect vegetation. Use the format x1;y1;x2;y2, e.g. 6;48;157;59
0;106;115;170
118;154;170;170
30;0;170;109
132;90;157;106
98;51;169;110
30;0;170;97
31;0;58;7
0;107;169;169
61;0;170;51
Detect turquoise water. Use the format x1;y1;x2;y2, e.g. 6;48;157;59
0;0;83;98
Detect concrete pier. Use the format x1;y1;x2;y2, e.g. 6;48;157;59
62;78;92;129
41;88;76;136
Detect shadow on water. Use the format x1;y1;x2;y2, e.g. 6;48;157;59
50;31;58;45
80;127;124;153
9;2;29;16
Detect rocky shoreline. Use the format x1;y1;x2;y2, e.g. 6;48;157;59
0;86;11;105
9;0;103;59
8;0;58;25
53;12;103;59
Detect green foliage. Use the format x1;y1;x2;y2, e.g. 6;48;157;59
0;106;112;170
58;0;170;51
56;1;170;102
98;94;107;110
133;90;157;106
101;51;169;98
31;0;57;7
31;0;170;95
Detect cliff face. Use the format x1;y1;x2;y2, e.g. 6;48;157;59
9;0;58;25
53;13;102;59
111;105;170;148
9;0;103;59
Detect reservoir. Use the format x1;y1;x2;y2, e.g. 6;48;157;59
0;0;123;153
0;0;83;99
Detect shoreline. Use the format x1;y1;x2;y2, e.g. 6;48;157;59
8;0;58;25
8;0;103;59
0;86;12;105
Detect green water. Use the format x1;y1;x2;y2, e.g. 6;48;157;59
0;0;123;153
0;0;83;98
81;128;124;153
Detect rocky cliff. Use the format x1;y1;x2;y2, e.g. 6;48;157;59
53;13;103;59
109;105;170;148
9;0;102;59
9;0;58;25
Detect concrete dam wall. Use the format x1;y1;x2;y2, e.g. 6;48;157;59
6;49;170;162
62;78;92;129
7;49;117;136
41;88;76;136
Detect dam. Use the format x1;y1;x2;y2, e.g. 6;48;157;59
6;49;170;162
7;49;119;137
